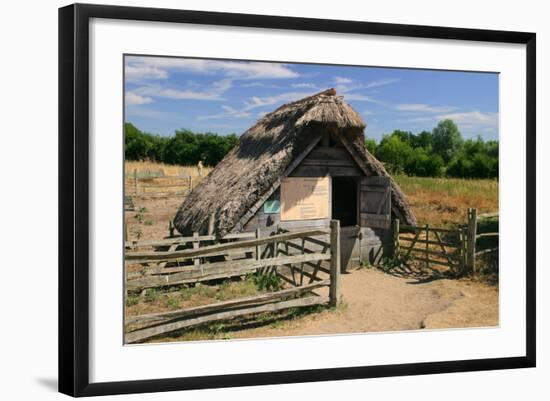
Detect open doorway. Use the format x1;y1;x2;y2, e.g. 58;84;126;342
331;177;358;226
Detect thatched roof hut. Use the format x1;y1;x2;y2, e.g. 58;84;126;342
174;89;416;238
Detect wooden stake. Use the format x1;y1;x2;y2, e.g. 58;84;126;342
460;226;468;276
193;232;200;266
329;220;341;307
207;213;215;236
467;208;478;276
168;220;175;238
393;219;400;259
255;228;261;261
425;224;429;270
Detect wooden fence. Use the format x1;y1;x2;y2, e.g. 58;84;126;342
125;168;193;197
124;220;340;343
469;209;499;276
394;220;466;274
393;208;498;276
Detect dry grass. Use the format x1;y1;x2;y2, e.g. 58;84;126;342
124;161;212;242
394;175;498;227
125;160;213;177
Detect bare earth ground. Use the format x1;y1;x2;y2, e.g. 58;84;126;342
227;269;498;340
125;164;499;341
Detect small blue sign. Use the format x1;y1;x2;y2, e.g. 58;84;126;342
263;200;281;214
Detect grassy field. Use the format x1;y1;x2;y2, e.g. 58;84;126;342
394;175;498;227
125;160;213;178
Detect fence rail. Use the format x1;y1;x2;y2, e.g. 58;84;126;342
124;221;340;343
393;208;498;276
394;220;464;274
126;168;193;197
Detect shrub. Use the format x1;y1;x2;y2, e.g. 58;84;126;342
375;135;414;174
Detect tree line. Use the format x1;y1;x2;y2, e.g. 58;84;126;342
366;119;498;179
125;123;238;166
125;119;498;179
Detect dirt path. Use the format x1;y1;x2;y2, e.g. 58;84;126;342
221;268;499;340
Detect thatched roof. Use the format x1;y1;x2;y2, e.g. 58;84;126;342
174;89;416;236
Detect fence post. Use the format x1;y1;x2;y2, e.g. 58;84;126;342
168;220;175;238
255;228;261;261
425;224;429;269
460;226;468;276
329;220;341;307
392;219;400;259
193;232;200;266
208;213;215;236
467;208;477;276
189;176;193;193
133;168;138;195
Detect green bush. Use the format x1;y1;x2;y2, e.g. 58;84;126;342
371;123;498;179
405;148;444;177
124;123;238;166
375;135;414;174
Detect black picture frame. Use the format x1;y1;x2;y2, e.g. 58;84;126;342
58;3;536;397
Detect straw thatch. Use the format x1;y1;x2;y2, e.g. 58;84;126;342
174;89;416;237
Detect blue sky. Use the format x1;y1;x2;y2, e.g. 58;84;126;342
124;56;499;142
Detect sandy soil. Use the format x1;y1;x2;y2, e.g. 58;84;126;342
215;268;499;340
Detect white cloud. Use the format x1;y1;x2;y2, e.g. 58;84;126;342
240;82;266;88
436;111;499;129
363;78;400;89
403;110;499;134
125;56;300;82
334;76;353;84
291;83;319;89
396;103;457;113
344;93;385;103
126;107;174;120
197;91;314;121
335;77;399;94
133;79;232;101
125;91;153;105
407;116;436;123
332;77;399;102
243;91;314;109
125;65;168;82
198;104;252;121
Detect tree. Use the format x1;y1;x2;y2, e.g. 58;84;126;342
405;147;444;177
375;135;413;174
364;138;377;154
431;119;463;164
413;130;433;150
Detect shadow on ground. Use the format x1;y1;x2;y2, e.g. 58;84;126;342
35;377;57;392
382;262;456;285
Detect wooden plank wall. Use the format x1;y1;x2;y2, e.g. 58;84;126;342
289;147;363;177
242;142;393;269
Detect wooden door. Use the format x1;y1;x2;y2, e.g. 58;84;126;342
360;176;391;229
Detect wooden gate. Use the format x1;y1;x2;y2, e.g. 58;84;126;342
395;220;466;274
